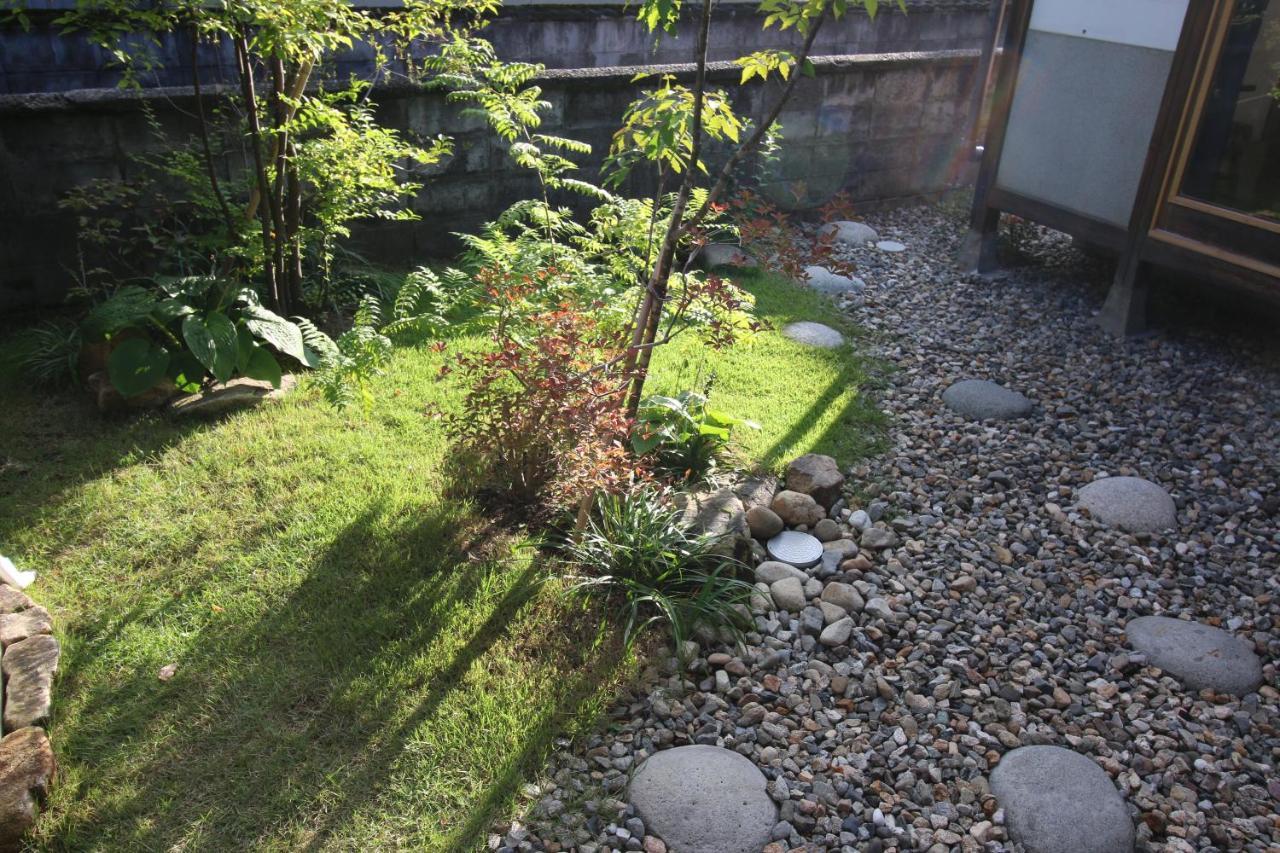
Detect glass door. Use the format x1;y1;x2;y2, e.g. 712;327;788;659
1155;0;1280;272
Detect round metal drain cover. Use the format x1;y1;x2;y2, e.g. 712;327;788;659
876;240;906;253
766;530;823;568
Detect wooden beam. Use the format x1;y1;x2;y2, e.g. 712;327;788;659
959;0;1034;273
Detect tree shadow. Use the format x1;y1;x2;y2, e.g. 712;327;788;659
44;501;622;850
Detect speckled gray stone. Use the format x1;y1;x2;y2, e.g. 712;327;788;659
697;243;758;270
782;322;844;348
629;745;777;853
804;266;866;295
820;220;878;246
941;379;1033;421
1078;476;1176;533
1126;616;1263;695
991;746;1134;853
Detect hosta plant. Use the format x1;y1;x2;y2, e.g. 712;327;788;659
82;276;322;398
632;390;759;483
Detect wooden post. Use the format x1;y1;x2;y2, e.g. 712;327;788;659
960;0;1033;274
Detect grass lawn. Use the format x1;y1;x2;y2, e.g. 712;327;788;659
0;272;880;851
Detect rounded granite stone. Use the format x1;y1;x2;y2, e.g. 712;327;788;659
941;379;1034;421
1126;615;1263;695
803;266;866;295
1078;476;1177;533
819;220;879;246
782;322;844;349
628;745;777;853
697;243;758;270
991;746;1134;853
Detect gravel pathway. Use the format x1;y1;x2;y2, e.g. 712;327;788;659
492;205;1280;853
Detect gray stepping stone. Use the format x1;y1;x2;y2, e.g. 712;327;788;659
876;239;906;252
629;745;777;853
766;530;823;568
803;265;866;295
697;243;758;270
819;220;879;246
1078;476;1176;533
942;379;1033;421
782;321;843;348
1126;615;1263;695
991;746;1134;853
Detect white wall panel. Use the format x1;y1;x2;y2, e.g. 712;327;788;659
1029;0;1190;51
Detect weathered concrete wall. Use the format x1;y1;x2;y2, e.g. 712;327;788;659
0;3;986;308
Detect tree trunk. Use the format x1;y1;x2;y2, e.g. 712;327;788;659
234;31;281;311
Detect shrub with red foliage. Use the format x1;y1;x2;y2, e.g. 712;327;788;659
725;190;858;284
442;269;645;516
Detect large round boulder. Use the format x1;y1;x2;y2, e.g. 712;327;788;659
1077;476;1177;533
771;490;825;527
1126;615;1263;695
629;746;777;853
785;453;845;508
991;746;1134;853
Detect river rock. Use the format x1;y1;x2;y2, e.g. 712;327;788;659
746;506;784;540
0;727;55;851
3;635;60;732
785;453;845;508
804;266;866;295
781;322;844;349
820;221;879;246
991;745;1134;853
1078;476;1177;533
771;490;825;526
941;379;1033;421
1125;615;1263;695
629;745;776;853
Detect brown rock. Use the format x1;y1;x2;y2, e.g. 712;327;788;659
0;608;52;649
746;505;785;540
0;727;55;851
167;375;296;418
771;490;825;527
0;587;34;616
785;453;845;508
3;636;60;732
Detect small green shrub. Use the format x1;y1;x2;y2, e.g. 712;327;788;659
9;320;82;388
632;390;758;483
564;487;753;647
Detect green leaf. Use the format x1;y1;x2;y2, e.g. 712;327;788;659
244;347;282;389
183;313;238;383
168;350;205;394
236;325;256;374
801;58;816;78
241;304;317;367
107;337;170;397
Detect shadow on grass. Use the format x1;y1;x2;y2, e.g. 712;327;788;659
47;501;622;850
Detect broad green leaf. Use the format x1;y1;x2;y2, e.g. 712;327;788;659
107;337;170;397
168;350;205;394
244;347;283;389
241;304;316;366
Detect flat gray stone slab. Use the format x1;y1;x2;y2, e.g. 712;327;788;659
942;379;1033;420
991;746;1134;853
876;239;906;252
1126;615;1263;695
698;243;758;270
629;745;777;853
820;220;879;246
782;322;843;348
803;266;866;295
1078;476;1176;533
766;530;823;568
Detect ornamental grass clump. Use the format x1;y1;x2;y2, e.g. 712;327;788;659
563;487;753;647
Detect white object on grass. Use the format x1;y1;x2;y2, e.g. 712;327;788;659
0;555;36;589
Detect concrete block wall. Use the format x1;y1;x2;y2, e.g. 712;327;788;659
0;2;987;308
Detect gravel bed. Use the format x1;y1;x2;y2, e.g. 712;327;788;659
491;205;1280;853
